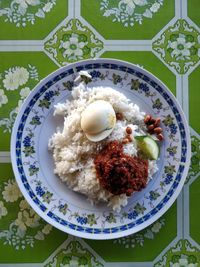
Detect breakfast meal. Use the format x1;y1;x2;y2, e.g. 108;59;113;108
49;72;163;212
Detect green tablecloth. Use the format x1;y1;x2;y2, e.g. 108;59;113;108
0;1;199;266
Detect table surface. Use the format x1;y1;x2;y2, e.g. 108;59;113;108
0;1;199;266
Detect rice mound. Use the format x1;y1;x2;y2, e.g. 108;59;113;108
49;84;158;212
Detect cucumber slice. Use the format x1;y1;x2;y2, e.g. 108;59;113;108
135;135;159;160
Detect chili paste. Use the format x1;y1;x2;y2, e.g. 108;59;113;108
94;141;148;196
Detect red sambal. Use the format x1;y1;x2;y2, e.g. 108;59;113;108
94;141;148;196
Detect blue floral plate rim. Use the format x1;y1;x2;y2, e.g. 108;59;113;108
11;58;191;240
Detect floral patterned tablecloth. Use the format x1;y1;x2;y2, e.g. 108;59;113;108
0;1;199;266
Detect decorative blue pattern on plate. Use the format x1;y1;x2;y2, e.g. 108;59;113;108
11;59;190;239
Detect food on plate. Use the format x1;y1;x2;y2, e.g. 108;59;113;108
144;115;164;141
135;136;159;160
81;100;116;142
94;141;148;197
49;73;163;212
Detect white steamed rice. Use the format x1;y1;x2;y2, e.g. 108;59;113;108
49;84;158;212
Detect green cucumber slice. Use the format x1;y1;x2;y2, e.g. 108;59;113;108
135;135;159;160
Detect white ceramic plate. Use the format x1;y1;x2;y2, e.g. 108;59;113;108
11;59;190;239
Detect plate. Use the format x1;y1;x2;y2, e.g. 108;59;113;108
11;58;190;240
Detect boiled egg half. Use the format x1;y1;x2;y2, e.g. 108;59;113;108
81;100;116;142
